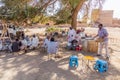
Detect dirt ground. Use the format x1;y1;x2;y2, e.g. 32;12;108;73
0;27;120;80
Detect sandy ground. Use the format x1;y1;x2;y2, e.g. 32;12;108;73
0;27;120;80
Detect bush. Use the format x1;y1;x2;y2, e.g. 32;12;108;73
45;27;61;33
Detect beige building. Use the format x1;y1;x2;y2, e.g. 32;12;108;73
91;9;113;26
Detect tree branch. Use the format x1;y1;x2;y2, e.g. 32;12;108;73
49;0;58;6
41;0;52;9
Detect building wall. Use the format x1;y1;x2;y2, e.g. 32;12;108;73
91;9;100;22
98;10;113;26
91;10;113;27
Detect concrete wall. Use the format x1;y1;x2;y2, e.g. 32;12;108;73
98;10;113;26
91;10;113;27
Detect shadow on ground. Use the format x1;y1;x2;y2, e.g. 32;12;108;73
0;37;120;80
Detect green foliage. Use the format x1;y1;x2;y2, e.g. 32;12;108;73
27;7;38;18
46;27;61;33
51;0;84;25
0;0;50;24
52;8;72;24
0;0;105;27
32;15;50;24
69;0;80;9
0;0;81;25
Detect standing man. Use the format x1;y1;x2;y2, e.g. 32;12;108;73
68;27;76;42
94;24;109;59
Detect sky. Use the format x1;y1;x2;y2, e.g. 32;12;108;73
102;0;120;18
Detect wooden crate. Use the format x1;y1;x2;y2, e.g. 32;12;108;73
82;40;88;52
87;40;98;53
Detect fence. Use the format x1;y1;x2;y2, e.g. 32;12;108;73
85;27;120;47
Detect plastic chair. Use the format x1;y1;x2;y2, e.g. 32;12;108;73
84;56;95;61
69;55;78;67
83;56;95;71
94;59;108;73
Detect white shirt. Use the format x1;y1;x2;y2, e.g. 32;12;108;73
43;38;49;48
0;30;2;34
68;29;76;42
0;40;2;50
75;34;81;42
80;32;86;38
8;28;14;34
31;37;39;47
47;41;58;54
21;39;27;46
13;30;16;36
68;29;76;37
27;39;31;46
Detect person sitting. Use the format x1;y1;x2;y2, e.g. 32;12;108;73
0;23;3;36
68;27;76;42
21;32;25;39
4;38;12;52
43;36;50;49
31;35;39;49
0;38;3;50
8;25;14;38
61;30;66;36
21;37;28;52
67;31;77;50
71;39;79;50
66;39;79;50
11;39;20;52
75;30;81;44
25;35;31;48
25;35;29;41
53;32;59;37
47;37;58;60
13;27;16;37
80;28;86;39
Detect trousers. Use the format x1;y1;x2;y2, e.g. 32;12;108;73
98;41;109;57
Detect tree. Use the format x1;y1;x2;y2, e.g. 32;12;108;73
0;0;31;23
0;0;57;25
0;0;105;28
50;0;105;29
71;0;86;29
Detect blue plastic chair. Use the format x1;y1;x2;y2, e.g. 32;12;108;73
94;60;108;73
69;55;78;67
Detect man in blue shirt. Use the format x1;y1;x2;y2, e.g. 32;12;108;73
94;24;109;59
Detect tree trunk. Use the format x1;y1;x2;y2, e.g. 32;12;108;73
71;0;85;30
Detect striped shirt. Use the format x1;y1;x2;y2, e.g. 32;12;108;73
98;28;108;41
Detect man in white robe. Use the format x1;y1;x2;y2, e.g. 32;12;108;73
21;38;28;50
31;35;39;48
47;37;58;59
68;27;76;42
0;39;3;50
80;28;86;39
43;36;50;48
